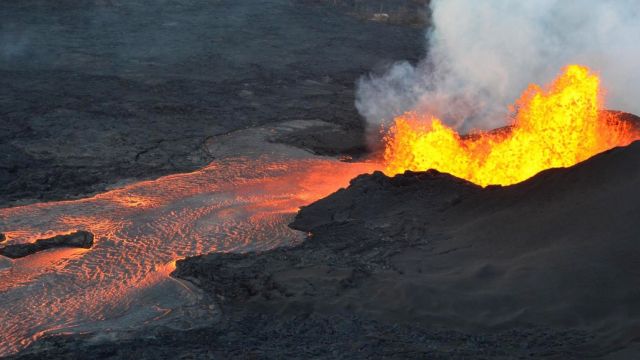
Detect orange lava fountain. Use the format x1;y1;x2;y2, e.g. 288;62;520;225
383;65;640;186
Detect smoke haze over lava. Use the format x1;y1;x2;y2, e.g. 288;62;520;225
356;0;640;141
382;65;640;186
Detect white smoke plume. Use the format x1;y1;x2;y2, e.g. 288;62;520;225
356;0;640;147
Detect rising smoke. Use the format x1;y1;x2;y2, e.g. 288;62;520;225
356;0;640;147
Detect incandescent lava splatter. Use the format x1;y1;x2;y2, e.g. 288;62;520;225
383;65;640;186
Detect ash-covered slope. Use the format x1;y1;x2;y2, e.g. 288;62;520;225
11;141;640;359
294;140;640;333
180;139;640;358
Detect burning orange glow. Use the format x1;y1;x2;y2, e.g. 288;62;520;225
0;156;379;355
383;65;640;186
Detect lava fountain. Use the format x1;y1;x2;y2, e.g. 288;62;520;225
383;65;640;186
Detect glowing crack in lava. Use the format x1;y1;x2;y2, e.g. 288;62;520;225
383;65;640;186
0;156;378;355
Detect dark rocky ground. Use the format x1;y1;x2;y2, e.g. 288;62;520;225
0;230;93;258
0;0;423;207
10;140;640;359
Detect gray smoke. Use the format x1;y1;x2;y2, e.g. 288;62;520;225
356;0;640;146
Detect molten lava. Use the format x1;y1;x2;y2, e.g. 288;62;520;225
0;156;378;356
383;65;640;186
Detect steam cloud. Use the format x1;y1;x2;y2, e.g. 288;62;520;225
356;0;640;146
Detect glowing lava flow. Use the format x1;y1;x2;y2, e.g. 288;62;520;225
383;65;640;186
0;157;378;356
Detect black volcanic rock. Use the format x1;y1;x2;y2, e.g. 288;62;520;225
290;169;480;232
0;231;94;259
271;122;368;157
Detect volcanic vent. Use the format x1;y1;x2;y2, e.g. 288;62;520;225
382;65;640;186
